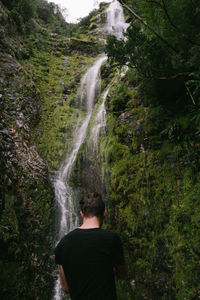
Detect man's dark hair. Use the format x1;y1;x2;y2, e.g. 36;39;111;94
80;192;105;218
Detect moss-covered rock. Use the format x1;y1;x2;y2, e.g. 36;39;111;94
103;67;200;299
0;2;110;298
0;7;54;299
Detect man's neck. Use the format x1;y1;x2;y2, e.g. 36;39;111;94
79;216;101;229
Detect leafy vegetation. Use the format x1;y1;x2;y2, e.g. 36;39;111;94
106;0;200;108
28;49;96;170
103;69;200;298
1;0;74;35
104;1;200;298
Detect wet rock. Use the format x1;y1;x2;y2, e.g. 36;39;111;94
140;144;146;153
0;128;10;136
89;23;97;30
55;99;63;105
167;154;176;168
16;119;24;128
9;111;16;116
118;112;134;124
135;120;142;136
127;130;132;138
63;87;71;95
50;32;58;38
59;127;67;133
59;80;64;86
63;57;69;66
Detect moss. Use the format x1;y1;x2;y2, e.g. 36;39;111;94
104;72;200;299
0;3;108;299
0;173;54;299
22;45;96;170
69;37;100;55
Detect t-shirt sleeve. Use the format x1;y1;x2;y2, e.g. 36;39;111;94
54;238;65;265
111;233;125;266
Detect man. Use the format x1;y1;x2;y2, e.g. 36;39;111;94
54;192;126;300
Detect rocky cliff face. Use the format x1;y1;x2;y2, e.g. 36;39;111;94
0;3;54;299
0;2;110;299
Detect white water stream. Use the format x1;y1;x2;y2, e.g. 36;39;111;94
52;1;128;299
105;0;128;39
90;88;109;149
52;55;107;300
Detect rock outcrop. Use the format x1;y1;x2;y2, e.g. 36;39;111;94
0;4;54;299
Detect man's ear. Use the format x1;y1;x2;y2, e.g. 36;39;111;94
80;211;84;220
103;210;107;217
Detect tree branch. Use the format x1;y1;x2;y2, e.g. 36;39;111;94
118;0;179;54
154;72;190;79
184;82;196;105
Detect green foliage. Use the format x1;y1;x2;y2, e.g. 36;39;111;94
0;261;30;299
36;0;53;23
1;0;72;36
105;73;200;298
0;179;53;299
18;0;36;22
165;183;200;299
24;47;95;170
105;35;127;66
2;0;37;22
78;8;98;29
109;82;131;114
36;0;69;35
105;9;200;297
106;0;200;108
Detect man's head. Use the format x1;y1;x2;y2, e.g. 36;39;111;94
79;192;105;219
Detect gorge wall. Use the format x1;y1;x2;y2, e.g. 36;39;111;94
0;1;111;299
0;2;55;299
1;1;200;299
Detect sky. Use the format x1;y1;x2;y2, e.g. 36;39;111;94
47;0;112;23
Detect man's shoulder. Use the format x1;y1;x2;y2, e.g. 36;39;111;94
97;228;121;240
99;228;118;236
61;228;120;241
58;229;79;243
64;228;80;238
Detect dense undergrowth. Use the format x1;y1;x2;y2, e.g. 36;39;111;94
104;71;200;298
104;1;200;298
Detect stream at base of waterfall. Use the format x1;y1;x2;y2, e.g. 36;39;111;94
52;1;128;299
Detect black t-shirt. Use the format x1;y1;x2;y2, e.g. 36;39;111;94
54;228;124;300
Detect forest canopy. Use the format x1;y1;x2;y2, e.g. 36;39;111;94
1;0;70;34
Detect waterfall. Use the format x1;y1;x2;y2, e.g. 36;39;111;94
105;0;128;39
52;1;128;299
52;55;107;300
90;88;109;150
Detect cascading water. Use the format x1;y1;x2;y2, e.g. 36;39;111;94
52;55;107;300
52;1;128;299
90;88;109;149
105;0;128;39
